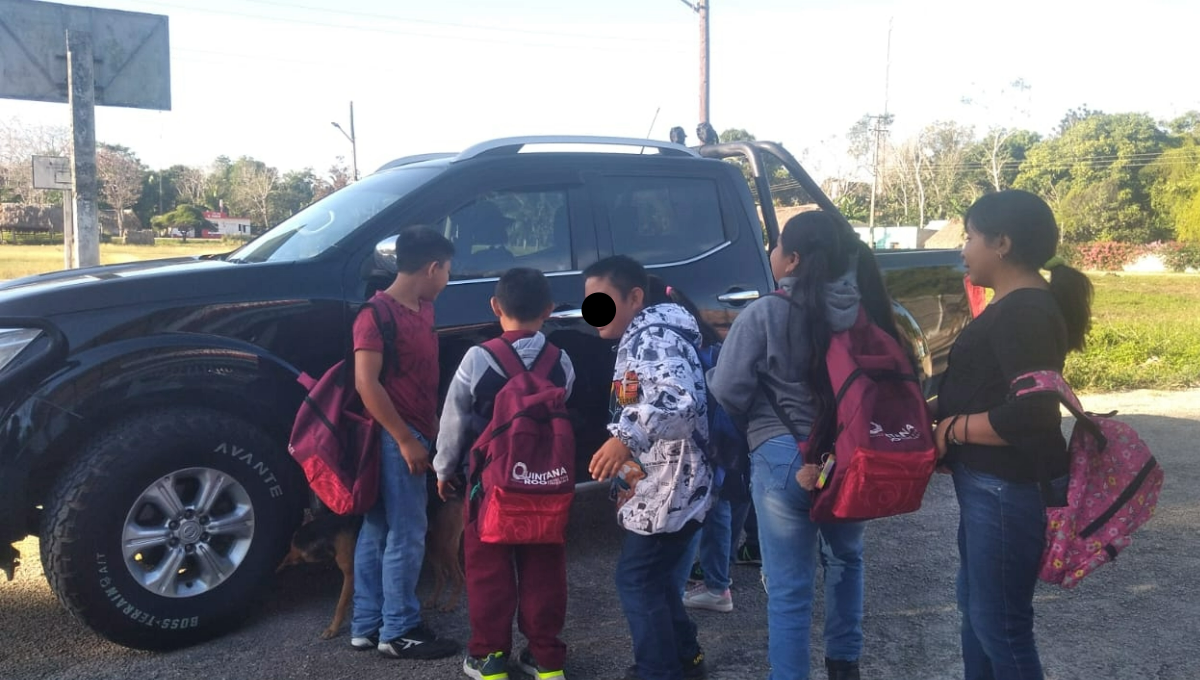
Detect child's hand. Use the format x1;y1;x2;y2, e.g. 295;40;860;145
589;438;632;482
437;478;458;501
397;435;430;475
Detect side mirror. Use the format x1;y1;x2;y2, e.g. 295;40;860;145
374;235;399;274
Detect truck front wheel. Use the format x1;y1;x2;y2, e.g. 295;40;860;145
40;407;304;650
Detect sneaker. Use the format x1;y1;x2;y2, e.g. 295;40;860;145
350;633;378;651
378;624;459;660
464;651;510;680
683;587;733;613
517;648;566;679
734;543;762;566
688;561;705;585
682;649;709;680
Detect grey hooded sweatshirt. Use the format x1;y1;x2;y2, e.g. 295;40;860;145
707;266;862;451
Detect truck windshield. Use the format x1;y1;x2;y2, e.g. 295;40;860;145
226;166;442;263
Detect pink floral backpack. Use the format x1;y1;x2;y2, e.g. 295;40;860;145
1010;370;1164;589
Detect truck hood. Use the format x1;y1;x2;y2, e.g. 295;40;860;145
0;256;259;318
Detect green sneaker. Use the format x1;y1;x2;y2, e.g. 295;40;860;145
464;651;510;680
517;648;565;679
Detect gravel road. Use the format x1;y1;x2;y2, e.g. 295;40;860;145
2;389;1198;680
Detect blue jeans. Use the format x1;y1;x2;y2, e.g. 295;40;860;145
351;427;430;641
751;435;865;680
677;492;752;596
616;522;702;680
952;462;1066;680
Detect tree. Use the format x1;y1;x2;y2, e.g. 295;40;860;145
96;144;145;237
1017;111;1169;242
1145;139;1200;242
0;118;69;205
312;157;353;202
921;121;976;220
150;204;211;238
174;165;208;206
231;157;278;231
962;78;1034;191
270;169;317;224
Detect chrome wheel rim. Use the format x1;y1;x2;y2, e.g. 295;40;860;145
122;467;255;598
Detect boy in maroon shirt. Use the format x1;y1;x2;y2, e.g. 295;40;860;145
349;225;459;660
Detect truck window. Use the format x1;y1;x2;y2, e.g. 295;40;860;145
438;188;572;280
227;166;441;264
602;176;725;266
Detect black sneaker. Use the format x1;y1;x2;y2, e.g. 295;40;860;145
378;624;459;660
682;649;709;680
734;543;762;566
688;561;705;585
517;648;566;679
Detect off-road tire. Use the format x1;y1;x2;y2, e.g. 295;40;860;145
40;407;304;650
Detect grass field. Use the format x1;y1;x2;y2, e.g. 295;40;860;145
0;241;233;281
2;245;1196;391
1065;273;1200;392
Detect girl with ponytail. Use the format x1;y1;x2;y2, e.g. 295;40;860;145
708;210;895;680
935;189;1093;680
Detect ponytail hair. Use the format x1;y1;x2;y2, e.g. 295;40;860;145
645;274;722;347
964;190;1094;352
1047;262;1094;352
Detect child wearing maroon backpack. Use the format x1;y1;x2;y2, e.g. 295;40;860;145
434;267;576;680
350;225;459;661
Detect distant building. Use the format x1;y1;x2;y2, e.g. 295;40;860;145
202;209;252;237
854;225;938;250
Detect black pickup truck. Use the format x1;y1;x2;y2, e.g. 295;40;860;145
0;136;974;651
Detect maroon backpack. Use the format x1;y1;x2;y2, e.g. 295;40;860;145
288;302;395;516
764;294;937;522
468;338;575;544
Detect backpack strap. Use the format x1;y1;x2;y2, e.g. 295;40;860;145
529;342;562;381
759;377;809;445
479;337;529;380
357;299;398;379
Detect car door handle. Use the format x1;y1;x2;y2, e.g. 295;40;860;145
549;307;584;319
717;290;760;304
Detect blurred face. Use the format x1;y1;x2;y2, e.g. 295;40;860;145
585;275;644;340
961;221;1007;288
769;241;801;283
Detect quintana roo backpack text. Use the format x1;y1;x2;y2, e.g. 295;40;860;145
763;293;937;523
1009;370;1164;589
288;301;396;516
468;338;576;545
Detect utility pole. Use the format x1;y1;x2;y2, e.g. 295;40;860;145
331;101;358;181
867;19;893;250
67;29;99;268
678;0;710;128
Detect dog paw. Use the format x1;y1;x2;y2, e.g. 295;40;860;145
319;628;338;640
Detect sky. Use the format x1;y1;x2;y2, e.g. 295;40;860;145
2;0;1197;183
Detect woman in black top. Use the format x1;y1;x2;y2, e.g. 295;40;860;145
935;190;1094;680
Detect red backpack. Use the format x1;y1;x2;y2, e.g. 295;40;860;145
287;302;395;516
764;295;937;523
468;338;576;544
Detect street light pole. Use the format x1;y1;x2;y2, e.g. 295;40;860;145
331;101;359;181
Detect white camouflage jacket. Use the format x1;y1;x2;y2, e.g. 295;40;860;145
608;303;714;535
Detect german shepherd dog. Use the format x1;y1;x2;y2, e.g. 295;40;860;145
278;477;466;640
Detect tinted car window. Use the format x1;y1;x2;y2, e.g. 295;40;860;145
227;166;441;264
437;189;572;280
603;176;725;265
